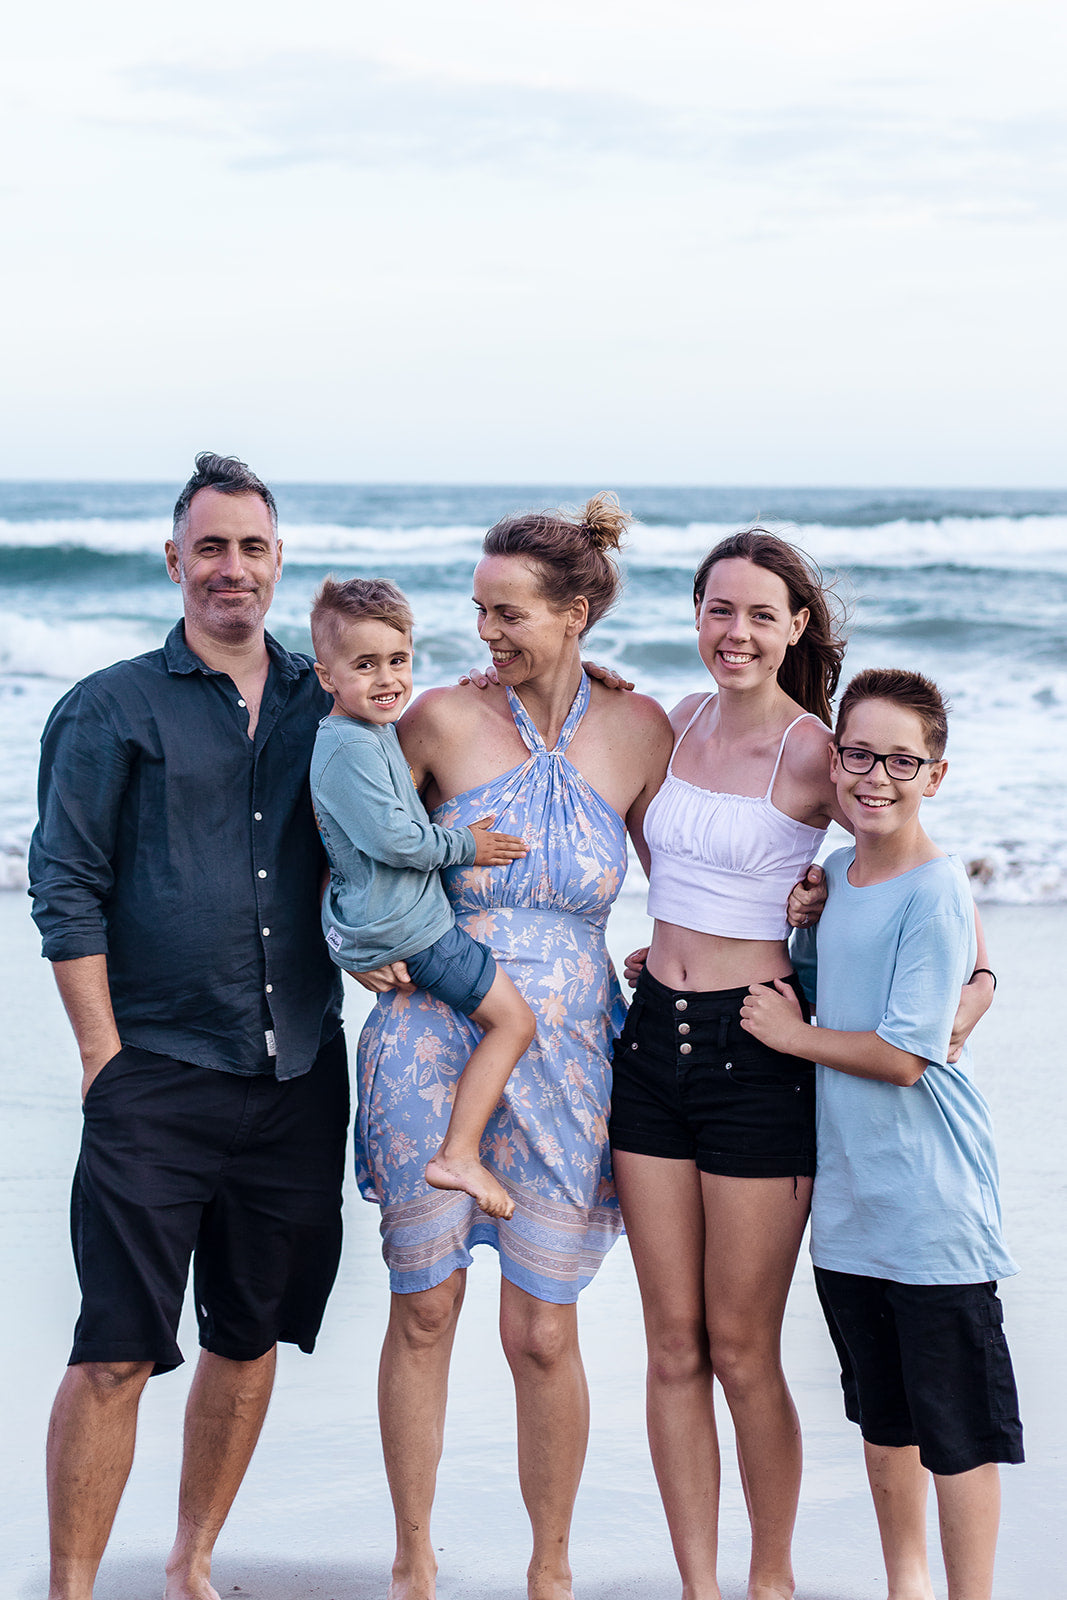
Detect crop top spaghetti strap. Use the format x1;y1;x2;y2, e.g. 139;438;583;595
644;695;828;941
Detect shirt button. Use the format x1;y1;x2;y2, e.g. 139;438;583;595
254;812;263;821
238;699;246;707
679;1042;692;1055
675;998;687;1012
678;1022;690;1035
265;984;273;994
258;869;267;878
262;927;270;937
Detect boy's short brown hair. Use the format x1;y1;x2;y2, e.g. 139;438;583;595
835;667;950;759
310;576;413;664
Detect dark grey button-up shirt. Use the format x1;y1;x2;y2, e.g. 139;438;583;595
29;623;343;1080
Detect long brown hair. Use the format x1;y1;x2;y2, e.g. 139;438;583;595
482;491;628;638
693;528;848;725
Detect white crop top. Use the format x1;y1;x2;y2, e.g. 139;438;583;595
644;696;828;941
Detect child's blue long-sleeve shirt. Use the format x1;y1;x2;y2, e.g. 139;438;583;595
310;713;476;969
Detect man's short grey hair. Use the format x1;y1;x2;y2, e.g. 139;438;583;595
172;452;279;544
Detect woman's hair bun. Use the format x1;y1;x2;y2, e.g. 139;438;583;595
579;491;630;553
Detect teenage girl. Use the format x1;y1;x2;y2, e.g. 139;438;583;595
609;528;993;1600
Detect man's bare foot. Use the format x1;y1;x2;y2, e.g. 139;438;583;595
162;1562;220;1600
425;1154;514;1218
747;1578;795;1600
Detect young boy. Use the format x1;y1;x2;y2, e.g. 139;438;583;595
740;667;1022;1600
309;576;535;1219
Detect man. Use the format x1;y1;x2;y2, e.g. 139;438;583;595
29;453;347;1600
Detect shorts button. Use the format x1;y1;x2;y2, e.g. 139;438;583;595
678;1022;690;1035
675;998;687;1012
631;1042;639;1051
679;1042;692;1055
725;1061;733;1070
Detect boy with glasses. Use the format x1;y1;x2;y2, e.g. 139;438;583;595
739;667;1021;1600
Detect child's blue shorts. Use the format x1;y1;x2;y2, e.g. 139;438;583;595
404;923;496;1016
814;1266;1024;1475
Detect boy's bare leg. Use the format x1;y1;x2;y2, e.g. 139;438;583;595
379;1272;467;1600
164;1347;276;1600
425;970;535;1217
47;1360;154;1600
863;1442;935;1600
933;1462;1000;1600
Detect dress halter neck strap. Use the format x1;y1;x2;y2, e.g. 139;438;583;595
505;671;591;757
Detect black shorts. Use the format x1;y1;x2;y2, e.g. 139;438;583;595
814;1266;1025;1475
609;967;816;1178
70;1030;350;1375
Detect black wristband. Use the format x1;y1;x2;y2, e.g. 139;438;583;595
971;967;997;991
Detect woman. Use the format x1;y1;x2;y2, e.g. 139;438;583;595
354;494;673;1600
608;528;994;1600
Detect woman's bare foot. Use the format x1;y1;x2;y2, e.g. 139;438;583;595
424;1153;514;1218
527;1555;575;1600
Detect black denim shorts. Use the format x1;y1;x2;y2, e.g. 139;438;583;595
71;1030;350;1375
609;967;816;1178
814;1267;1025;1475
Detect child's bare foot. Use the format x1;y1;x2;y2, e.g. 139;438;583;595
425;1154;514;1217
387;1552;437;1600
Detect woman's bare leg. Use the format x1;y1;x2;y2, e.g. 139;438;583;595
613;1150;722;1600
378;1271;467;1600
499;1279;589;1600
863;1442;935;1600
700;1173;812;1600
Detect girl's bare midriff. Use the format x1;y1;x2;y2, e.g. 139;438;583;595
647;918;794;993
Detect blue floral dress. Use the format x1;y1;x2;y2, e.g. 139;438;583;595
355;673;628;1303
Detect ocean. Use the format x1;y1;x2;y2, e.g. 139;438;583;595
2;482;1065;902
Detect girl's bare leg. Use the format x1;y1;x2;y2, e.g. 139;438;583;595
613;1150;722;1600
700;1173;812;1600
378;1271;466;1600
863;1442;935;1600
425;971;535;1217
499;1279;588;1600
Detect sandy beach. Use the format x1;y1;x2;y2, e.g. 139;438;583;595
2;889;1063;1599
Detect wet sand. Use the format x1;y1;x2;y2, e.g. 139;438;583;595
2;892;1063;1598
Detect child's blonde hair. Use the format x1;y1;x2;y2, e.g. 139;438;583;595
311;576;413;664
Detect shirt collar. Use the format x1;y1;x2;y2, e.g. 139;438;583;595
163;620;310;682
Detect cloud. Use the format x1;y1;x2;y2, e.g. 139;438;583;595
119;54;1067;222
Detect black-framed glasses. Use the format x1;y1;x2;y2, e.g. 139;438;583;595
835;745;940;781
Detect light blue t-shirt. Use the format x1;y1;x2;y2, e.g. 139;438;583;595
811;848;1017;1286
310;714;476;969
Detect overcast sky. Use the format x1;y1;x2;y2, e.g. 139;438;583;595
2;0;1064;484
